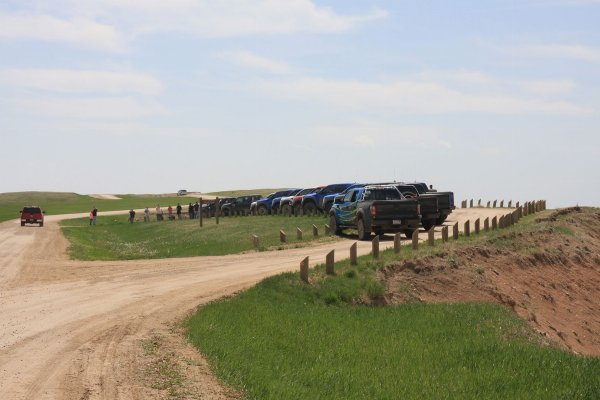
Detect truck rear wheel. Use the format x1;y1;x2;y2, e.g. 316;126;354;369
21;222;25;227
422;220;435;231
303;202;317;216
357;218;370;241
404;229;416;239
257;205;268;216
281;204;291;215
436;215;447;225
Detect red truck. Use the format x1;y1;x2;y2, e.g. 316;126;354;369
20;206;44;227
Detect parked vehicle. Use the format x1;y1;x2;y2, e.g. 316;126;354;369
177;189;188;196
250;189;299;215
220;195;262;216
393;184;439;230
202;197;235;217
271;189;302;214
20;206;44;227
279;187;322;216
329;185;421;240
321;183;366;213
405;182;455;225
301;183;354;215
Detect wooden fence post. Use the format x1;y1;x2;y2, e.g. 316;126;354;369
300;257;309;283
215;197;220;224
453;223;459;240
428;228;435;246
198;198;203;227
484;217;489;231
280;230;286;243
252;235;260;249
442;226;449;243
492;216;498;230
516;201;520;208
350;242;357;265
478;199;482;207
462;200;467;208
493;200;497;208
324;224;331;235
469;199;474;208
500;200;504;208
326;250;335;275
508;200;512;208
372;236;380;260
412;229;419;250
475;218;480;234
394;233;402;254
486;201;491;208
464;220;471;237
312;224;319;237
297;228;303;240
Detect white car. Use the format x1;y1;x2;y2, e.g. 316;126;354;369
177;190;188;196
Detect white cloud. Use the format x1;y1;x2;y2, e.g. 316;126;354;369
218;51;292;75
522;79;575;95
262;77;591;115
0;13;122;51
17;96;167;119
527;44;600;62
0;68;162;94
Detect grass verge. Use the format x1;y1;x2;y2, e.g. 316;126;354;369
60;215;335;260
185;209;600;399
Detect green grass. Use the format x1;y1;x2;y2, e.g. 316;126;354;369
185;209;600;399
60;215;334;260
0;191;194;223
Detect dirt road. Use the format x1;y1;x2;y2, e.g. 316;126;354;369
0;208;511;399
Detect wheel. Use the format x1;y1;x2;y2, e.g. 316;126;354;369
374;228;384;237
293;204;302;216
422;220;435;231
436;215;447;225
404;229;416;239
272;205;280;215
257;205;268;216
21;222;25;226
282;204;292;215
303;202;317;216
357;218;370;240
222;208;229;217
329;214;341;235
39;222;44;227
323;202;333;213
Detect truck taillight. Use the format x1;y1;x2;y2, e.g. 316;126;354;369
370;205;377;218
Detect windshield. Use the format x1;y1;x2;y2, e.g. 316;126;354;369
363;188;401;201
22;207;41;213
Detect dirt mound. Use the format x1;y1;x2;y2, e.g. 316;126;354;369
380;208;600;356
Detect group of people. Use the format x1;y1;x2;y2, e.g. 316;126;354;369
131;202;202;223
88;207;98;225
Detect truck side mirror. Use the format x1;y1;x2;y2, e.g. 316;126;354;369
334;195;344;204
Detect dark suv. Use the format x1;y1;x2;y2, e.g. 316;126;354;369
220;195;262;216
20;206;44;227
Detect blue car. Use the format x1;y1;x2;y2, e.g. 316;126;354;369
251;189;299;215
300;183;355;215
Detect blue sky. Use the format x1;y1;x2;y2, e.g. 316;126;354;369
0;0;598;207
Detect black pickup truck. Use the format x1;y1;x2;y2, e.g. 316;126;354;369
329;185;421;240
394;184;439;230
404;182;455;225
220;195;262;216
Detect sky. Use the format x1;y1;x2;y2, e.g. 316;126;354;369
0;0;599;208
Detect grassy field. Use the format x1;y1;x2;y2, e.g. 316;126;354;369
60;215;335;260
0;191;201;223
185;210;600;399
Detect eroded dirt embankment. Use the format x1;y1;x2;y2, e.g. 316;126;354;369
380;207;600;356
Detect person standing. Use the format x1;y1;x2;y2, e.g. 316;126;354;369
156;205;164;221
144;207;150;223
194;201;200;219
92;207;98;225
129;209;136;224
167;205;173;221
176;203;182;220
188;202;194;219
89;211;94;226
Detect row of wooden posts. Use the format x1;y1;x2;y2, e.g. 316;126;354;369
461;199;548;210
298;200;547;283
251;224;332;248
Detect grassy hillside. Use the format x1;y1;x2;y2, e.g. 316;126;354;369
185;208;600;399
0;192;201;223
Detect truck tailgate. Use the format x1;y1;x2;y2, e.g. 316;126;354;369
371;199;420;220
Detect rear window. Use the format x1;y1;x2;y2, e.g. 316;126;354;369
22;207;41;213
363;188;401;201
